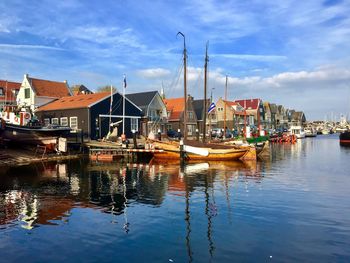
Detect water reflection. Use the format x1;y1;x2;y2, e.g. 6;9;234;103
0;158;265;262
1;136;350;262
0;159;261;228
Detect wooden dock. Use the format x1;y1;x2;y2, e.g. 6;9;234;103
86;140;164;162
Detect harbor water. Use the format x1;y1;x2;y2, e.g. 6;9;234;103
1;134;350;262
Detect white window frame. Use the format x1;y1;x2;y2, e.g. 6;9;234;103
60;117;68;126
51;118;59;125
43;118;50;126
131;118;138;132
70;116;78;130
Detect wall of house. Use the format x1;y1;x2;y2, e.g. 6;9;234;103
17;75;35;110
17;75;57;112
145;94;168;135
90;93;142;140
36;108;89;138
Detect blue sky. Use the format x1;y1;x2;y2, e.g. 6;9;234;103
1;0;350;120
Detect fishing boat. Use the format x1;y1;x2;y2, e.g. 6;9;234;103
0;108;70;149
151;139;248;161
150;33;249;161
304;127;317;137
339;131;350;146
289;125;305;139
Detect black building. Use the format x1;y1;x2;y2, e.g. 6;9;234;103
36;92;142;140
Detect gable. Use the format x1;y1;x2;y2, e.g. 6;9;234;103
126;91;158;108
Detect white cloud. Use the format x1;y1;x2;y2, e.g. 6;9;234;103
0;24;10;33
137;68;171;79
0;44;65;51
211;53;287;62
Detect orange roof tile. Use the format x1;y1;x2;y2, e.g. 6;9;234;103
30;77;71;98
0;80;21;102
222;100;246;116
235;98;261;110
37;92;110;111
164;97;185;120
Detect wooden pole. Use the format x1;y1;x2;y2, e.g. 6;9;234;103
203;42;209;143
177;32;187;141
223;75;228;137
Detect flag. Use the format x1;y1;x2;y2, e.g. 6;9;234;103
123;75;127;89
208;102;216;114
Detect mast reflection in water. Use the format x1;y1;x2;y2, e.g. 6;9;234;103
1;135;350;262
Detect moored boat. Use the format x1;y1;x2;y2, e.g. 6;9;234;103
289;125;305;139
0;109;70;149
339;131;350;146
304;127;317;137
150;139;249;161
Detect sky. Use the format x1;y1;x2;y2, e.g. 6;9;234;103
0;0;350;120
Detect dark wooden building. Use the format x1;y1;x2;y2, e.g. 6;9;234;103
36;92;142;140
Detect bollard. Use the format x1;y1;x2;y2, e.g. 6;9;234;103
158;129;161;141
196;128;199;141
132;129;137;149
177;129;181;141
180;139;185;160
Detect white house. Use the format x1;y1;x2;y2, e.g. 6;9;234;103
16;74;72;112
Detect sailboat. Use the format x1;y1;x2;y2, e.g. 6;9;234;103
150;33;249;161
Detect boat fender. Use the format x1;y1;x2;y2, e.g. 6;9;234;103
24;112;31;119
14;116;19;123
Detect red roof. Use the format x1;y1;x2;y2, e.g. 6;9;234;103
222;100;245;116
29;77;71;98
235;98;260;110
0;80;21;103
37;92;110;111
164;97;185;120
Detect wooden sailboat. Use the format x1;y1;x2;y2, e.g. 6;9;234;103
150;34;249;161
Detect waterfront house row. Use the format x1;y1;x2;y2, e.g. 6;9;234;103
1;73;306;139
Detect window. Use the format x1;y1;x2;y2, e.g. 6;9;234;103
217;107;224;112
131;118;138;132
51;118;59;125
167;124;172;131
60;117;68;126
188;112;193;119
24;88;30;99
249;116;254;125
43;118;50;126
0;88;4;96
70;117;78;130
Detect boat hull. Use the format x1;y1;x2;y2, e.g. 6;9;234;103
1;123;71;147
339;131;350;146
151;140;248;161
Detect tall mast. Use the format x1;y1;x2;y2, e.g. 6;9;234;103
223;75;228;135
122;75;126;135
203;42;209;143
177;32;187;140
109;84;113;133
